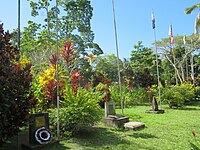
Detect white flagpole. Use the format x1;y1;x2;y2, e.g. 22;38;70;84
112;0;123;115
18;0;20;50
55;0;60;139
152;12;162;109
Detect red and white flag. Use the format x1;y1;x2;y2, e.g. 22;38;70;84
183;35;186;45
169;25;174;44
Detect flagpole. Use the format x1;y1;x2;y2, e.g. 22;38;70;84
112;0;123;115
183;35;189;81
55;0;60;140
18;0;20;50
169;25;178;85
152;12;162;109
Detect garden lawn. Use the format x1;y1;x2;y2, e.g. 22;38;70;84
3;103;200;150
50;103;200;150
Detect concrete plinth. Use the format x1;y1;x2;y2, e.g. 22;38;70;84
124;122;145;130
146;110;165;114
21;140;59;150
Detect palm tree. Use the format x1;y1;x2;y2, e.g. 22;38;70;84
185;3;200;34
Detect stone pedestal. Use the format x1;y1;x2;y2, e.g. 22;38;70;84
146;109;165;114
21;140;59;150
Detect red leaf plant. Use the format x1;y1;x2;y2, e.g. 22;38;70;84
71;71;81;95
60;41;74;65
44;79;63;106
49;53;58;66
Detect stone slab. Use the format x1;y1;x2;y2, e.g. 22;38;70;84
124;122;145;130
146;110;165;114
104;115;129;128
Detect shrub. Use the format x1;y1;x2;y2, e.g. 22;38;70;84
109;84;148;108
0;24;33;145
194;86;200;101
125;86;149;106
49;84;104;137
161;83;194;108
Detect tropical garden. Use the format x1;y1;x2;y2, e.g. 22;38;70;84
1;0;200;149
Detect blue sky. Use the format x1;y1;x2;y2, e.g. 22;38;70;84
0;0;200;59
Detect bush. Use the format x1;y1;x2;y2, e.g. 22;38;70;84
0;24;33;145
161;83;194;108
194;86;200;101
109;84;148;108
49;84;104;137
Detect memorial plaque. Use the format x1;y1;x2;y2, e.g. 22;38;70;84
35;116;45;127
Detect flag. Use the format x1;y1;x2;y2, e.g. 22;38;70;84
169;25;174;44
168;25;173;37
152;12;155;29
183;35;186;45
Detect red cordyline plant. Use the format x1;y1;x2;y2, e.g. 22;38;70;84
71;71;82;95
42;40;80;107
61;41;75;66
49;53;58;66
44;79;64;107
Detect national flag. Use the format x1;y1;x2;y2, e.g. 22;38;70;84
168;25;174;44
168;25;173;37
183;35;186;45
152;12;155;29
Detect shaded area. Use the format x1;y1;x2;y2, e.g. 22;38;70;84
70;126;130;148
179;107;200;111
128;133;158;139
1;133;66;150
190;143;200;150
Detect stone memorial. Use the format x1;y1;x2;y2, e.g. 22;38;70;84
104;101;129;128
146;96;165;114
21;112;58;150
29;112;50;145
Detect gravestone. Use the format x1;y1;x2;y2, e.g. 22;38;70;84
152;96;158;111
21;112;58;150
105;101;116;117
104;101;129;128
146;96;165;114
29;113;50;145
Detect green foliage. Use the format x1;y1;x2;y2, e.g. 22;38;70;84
161;83;195;108
194;86;200;101
0;24;34;145
130;41;157;87
109;84;148;108
49;84;104;137
23;0;102;73
125;86;149;106
94;54;122;82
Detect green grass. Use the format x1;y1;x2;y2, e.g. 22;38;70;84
3;103;200;150
50;103;200;150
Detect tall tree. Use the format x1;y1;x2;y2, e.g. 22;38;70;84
130;41;158;87
185;3;200;34
93;54;123;83
156;35;200;85
21;0;102;72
